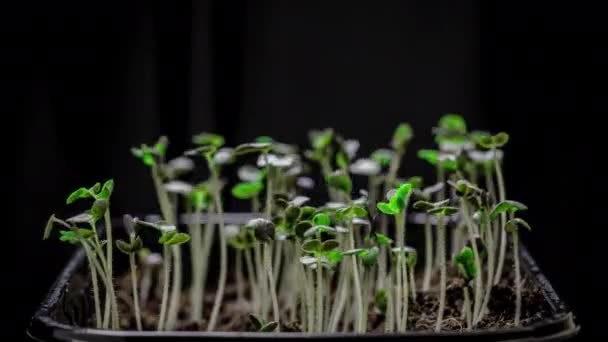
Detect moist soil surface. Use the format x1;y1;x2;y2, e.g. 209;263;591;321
111;271;553;333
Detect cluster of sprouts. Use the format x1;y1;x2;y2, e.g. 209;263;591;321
44;114;531;333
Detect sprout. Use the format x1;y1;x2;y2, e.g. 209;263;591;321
376;183;412;215
391;123;414;151
115;218;145;331
453;246;477;330
490;200;528;220
164;180;193;195
375;289;388;315
231;181;264;200
478;132;509;149
343;139;360;159
249;313;279;332
257;153;295;168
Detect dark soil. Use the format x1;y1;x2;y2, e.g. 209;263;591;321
111;270;553;332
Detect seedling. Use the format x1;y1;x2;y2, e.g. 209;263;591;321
491;200;530;326
453;246;478;330
414;200;458;332
115;214;144;331
62;179;119;329
185;135;233;331
475;132;511;285
377;183;413;333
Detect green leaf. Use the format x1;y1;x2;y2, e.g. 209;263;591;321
259;321;278;332
231;181;264;200
321;239;340;252
285;205;301;224
59;230;78;244
490;200;528;220
312;213;331;226
478;136;494;149
326;170;352;194
343;248;365;256
417;149;439;166
494;132;510;147
98;179;114;200
375;289;388;314
428;206;459;216
335;150;349;169
192;132;225;148
255;135;273;143
116;239;133;254
311;129;333;150
406;249;418;268
326;250;344;264
453;246;477;279
66;187;92;204
154;136;169;156
438;113;467;134
504;218;532;233
377;202;398;215
371;149;394;168
302;239;322;254
248;314;263;331
164;232;191;246
360;246;379;268
407;176;423;189
299;206;316;221
90;199;109;221
374;233;393;246
294;221;312;238
413;200;435;211
303;225;336;238
189;189;211;211
246;218;275;243
233;142;272;156
89;182;101;194
391;123;413;150
66;213;94;224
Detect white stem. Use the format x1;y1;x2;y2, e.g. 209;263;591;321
514;230;521;326
423;219;433;292
166;245;182;330
464;286;472;330
435;215;446;332
265;244;281;329
83;243;102;328
207;193;227;331
157;245;171;331
493;149;508;285
130;253;143;331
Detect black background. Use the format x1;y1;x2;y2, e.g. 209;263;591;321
15;0;606;339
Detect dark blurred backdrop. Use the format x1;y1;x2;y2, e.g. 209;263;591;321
16;0;605;339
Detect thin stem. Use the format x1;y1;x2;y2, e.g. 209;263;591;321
207;189;227;331
254;243;267;317
306;266;315;333
140;267;152;306
328;262;349;332
464;286;472;330
198;204;215;315
236;250;245;303
272;241;283;292
422;218;433;292
348;221;364;333
475;218;495;325
409;261;416;301
435;214;446;332
399;253;409;331
493;148;508;285
103;210;118;328
265;244;281;328
385;273;394;332
85;241;120;330
460;202;483;325
82;242;102;328
188;207;203;321
166;244;182;330
513;230;522;326
316;258;323;333
130;253;143;331
362;269;372;333
252;196;260;214
157;245;171;331
244;248;258;311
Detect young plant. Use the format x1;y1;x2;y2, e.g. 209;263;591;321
44;215;105;328
414;200;458;332
453;246;478;330
133;218;190;331
63;179;119;329
477;132;510;285
491;200;530;326
343;245;379;332
185;139;233;331
115;215;144;330
249;313;279;332
246;218;281;329
377;182;413;332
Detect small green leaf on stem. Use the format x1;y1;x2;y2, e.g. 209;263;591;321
375;289;388;314
490;200;528;220
391;123;413;150
192;132;225;148
504;218;532;233
66;188;92;204
302;239;322;253
326;170;352;194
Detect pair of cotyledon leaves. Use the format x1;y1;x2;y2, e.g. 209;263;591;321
376;183;414;215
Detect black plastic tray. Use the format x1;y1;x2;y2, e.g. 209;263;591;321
28;213;580;341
